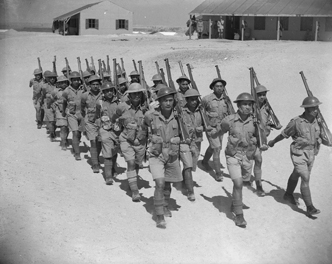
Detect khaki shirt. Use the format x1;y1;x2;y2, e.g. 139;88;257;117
30;78;44;101
62;86;84;115
281;114;321;152
81;91;103;122
182;105;203;142
202;93;229;127
260;103;273;137
176;88;189;108
41;82;56;108
220;112;257;158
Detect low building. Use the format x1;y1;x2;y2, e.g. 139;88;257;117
190;0;332;41
53;0;133;36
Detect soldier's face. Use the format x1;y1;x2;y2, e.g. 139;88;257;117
35;74;42;81
102;88;114;100
160;95;174;111
257;92;267;103
49;77;57;85
213;82;225;96
179;80;190;92
238;101;253;115
57;81;68;89
119;83;127;94
84;77;90;84
71;78;81;88
153;80;162;86
186;96;199;109
129;91;142;104
305;106;319;118
90;81;100;93
131;76;140;83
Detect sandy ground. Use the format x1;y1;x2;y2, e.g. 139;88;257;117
1;31;332;264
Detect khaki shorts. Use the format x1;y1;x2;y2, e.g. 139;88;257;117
207;131;223;149
180;143;193;169
226;154;253;180
67;113;84;132
291;149;315;178
192;142;201;172
99;128;119;158
44;107;55;122
149;156;182;182
85;120;99;140
120;138;146;166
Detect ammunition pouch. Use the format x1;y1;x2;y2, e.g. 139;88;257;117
126;122;138;142
150;135;163;156
87;107;96;122
101;116;112;131
68;101;76;114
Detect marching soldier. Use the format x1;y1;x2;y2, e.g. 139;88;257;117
176;75;191;107
81;75;103;173
129;71;140;84
268;96;328;216
41;70;57;141
61;66;71;78
114;83;148;201
142;86;183;228
51;76;69;150
181;89;205;201
220;92;261;227
99;82;121;185
103;71;112;83
62;71;85;161
117;77;129;102
82;71;92;90
29;69;44;129
201;78;231;181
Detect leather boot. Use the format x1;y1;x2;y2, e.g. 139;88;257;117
104;158;113;185
183;169;195;201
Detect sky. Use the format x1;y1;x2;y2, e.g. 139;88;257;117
0;0;203;28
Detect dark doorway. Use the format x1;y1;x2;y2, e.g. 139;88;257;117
225;16;240;39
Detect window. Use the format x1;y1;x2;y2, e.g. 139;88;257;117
326;17;332;31
86;19;99;29
116;19;129;30
300;17;313;31
276;17;289;31
254;17;265;30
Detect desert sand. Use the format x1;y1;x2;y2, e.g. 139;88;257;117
1;30;332;264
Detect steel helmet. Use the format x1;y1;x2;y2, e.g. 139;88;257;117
233;92;255;103
88;75;102;83
152;74;162;82
127;83;145;93
118;77;127;85
184;89;200;98
56;75;69;83
33;69;43;75
83;71;92;78
157;86;177;100
255;85;269;93
176;75;191;84
209;78;227;89
155;83;168;91
101;81;116;91
62;66;71;72
300;96;322;108
69;71;81;79
129;70;140;77
43;70;52;78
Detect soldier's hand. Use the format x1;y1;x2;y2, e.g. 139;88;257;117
260;144;269;151
268;140;275;148
195;126;204;133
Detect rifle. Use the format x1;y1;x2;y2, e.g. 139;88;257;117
91;56;95;71
77;57;88;91
102;60;107;73
252;68;282;130
106;55;111;75
300;71;332;146
113;58;120;99
120;58;127;80
85;58;91;73
138;60;150;106
65;57;71;84
117;63;123;77
155;61;166;85
215;65;235;114
164;58;191;143
132;59;138;72
249;67;268;150
37;57;43;72
185;62;210;129
98;59;104;82
53;56;57;75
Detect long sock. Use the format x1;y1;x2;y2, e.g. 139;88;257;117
286;176;299;194
183;169;194;193
60;126;67;146
96;140;102;159
300;186;313;207
232;199;243;215
127;170;138;192
90;141;98;166
163;183;172;207
154;198;164;216
72;133;80;155
213;156;222;174
203;146;213;163
112;154;118;174
104;158;113;180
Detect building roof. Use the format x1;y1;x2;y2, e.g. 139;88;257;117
190;0;332;17
54;1;101;21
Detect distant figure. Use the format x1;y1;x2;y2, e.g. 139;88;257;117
197;18;204;39
217;16;224;39
279;22;284;40
185;15;197;37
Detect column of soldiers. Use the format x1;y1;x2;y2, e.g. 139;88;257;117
29;58;331;229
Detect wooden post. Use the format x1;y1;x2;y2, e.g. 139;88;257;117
277;17;280;41
241;19;244;41
315;20;319;41
63;21;65;36
209;19;212;39
189;19;192;40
